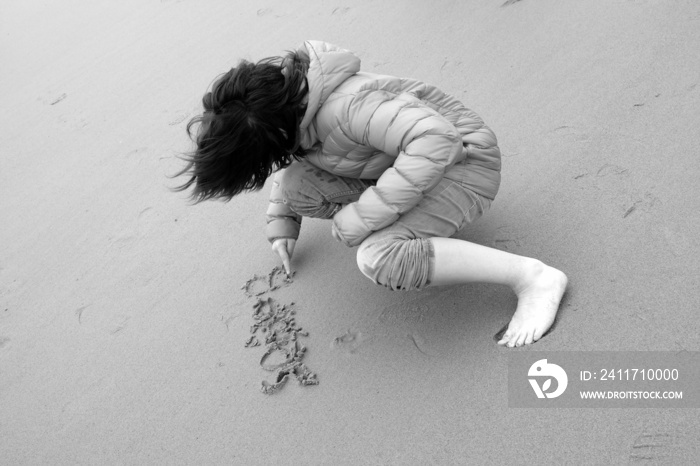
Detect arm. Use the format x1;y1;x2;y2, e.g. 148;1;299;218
265;170;302;274
332;91;463;246
265;169;302;242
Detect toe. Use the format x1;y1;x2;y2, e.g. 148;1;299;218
494;324;509;342
533;327;547;342
497;329;512;346
514;330;528;347
524;329;535;345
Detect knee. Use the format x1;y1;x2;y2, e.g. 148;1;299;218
277;162;307;198
356;236;433;291
277;163;338;219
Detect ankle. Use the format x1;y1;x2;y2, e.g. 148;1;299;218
512;258;546;295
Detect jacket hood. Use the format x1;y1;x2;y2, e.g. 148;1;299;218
299;41;361;148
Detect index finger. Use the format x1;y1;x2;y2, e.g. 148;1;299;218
276;244;291;276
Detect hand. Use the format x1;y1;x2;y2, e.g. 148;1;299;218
271;238;296;276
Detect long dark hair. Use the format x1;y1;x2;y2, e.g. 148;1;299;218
173;50;310;202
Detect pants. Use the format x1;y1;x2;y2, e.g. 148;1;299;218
278;158;492;291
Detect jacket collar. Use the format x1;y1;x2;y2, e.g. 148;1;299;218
299;41;361;148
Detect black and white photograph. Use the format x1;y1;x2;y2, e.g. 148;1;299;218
2;0;699;463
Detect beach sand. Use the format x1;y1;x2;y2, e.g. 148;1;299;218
1;0;699;463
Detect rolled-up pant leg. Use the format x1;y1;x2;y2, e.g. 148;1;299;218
356;160;492;291
279;159;492;291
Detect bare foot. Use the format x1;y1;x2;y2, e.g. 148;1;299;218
497;262;568;347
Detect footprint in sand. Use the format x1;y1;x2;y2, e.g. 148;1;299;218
76;304;130;335
629;432;679;463
407;333;439;357
331;329;364;354
596;163;629;178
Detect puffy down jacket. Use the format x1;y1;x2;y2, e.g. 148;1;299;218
266;41;501;247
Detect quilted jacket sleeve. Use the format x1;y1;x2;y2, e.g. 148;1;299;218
332;91;463;246
265;170;302;243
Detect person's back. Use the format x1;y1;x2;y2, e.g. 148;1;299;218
311;71;501;200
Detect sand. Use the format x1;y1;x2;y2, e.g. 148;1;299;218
2;0;700;463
